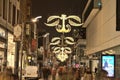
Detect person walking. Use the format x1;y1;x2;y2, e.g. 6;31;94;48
98;69;110;80
58;67;63;79
67;68;74;80
0;67;14;80
62;66;67;80
42;67;51;80
83;67;93;80
51;67;56;80
94;67;98;73
75;68;81;80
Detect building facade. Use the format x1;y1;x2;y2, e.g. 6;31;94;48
0;0;20;72
83;0;120;79
0;0;31;75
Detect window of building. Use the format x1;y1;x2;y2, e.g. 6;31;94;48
8;1;12;23
12;5;16;26
0;0;2;16
3;0;7;20
116;0;120;31
17;10;19;24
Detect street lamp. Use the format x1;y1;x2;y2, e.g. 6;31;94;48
31;16;42;63
31;16;42;39
31;16;42;22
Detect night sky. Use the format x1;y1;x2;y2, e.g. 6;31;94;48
31;0;87;46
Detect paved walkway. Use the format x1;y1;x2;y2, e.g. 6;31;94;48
24;74;60;80
22;76;52;80
23;73;96;80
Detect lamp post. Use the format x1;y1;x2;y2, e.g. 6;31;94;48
31;16;42;39
42;33;50;66
31;16;42;67
37;32;49;77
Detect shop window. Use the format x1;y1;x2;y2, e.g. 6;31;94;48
7;33;15;68
0;51;4;71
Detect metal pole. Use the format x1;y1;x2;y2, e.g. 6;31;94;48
19;23;24;80
20;49;23;80
34;23;37;39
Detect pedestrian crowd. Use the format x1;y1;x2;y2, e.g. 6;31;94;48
0;66;110;80
0;67;18;80
41;65;110;80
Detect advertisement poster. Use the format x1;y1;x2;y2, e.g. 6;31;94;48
102;55;115;77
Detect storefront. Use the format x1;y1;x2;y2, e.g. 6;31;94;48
0;26;16;72
7;33;16;70
101;46;120;79
91;46;120;79
0;27;6;71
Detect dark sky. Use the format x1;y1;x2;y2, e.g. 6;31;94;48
31;0;88;17
31;0;87;40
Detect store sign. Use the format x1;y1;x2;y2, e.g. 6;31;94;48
101;55;115;77
13;24;22;42
25;23;31;36
31;39;37;52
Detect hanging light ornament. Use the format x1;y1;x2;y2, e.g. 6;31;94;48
45;14;83;33
50;35;73;62
45;14;83;62
52;46;72;54
56;53;68;62
56;47;68;62
50;36;75;47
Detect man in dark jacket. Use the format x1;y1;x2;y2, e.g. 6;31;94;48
42;67;51;80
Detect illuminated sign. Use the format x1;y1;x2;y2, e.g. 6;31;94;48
101;55;115;77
